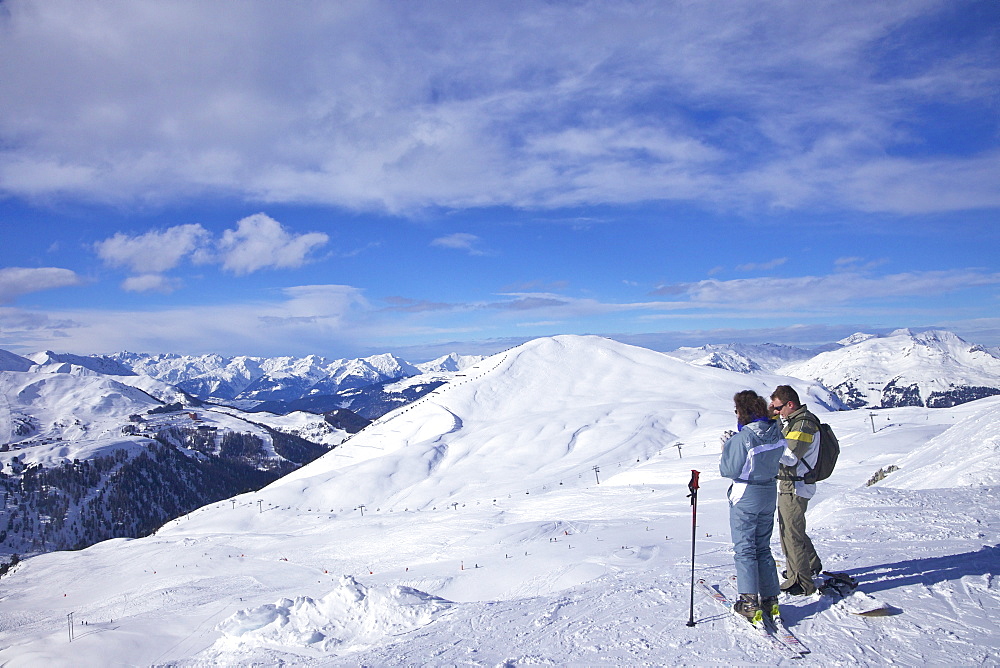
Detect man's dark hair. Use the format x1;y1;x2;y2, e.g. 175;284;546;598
734;390;768;425
770;384;801;408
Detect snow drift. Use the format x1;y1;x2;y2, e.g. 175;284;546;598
210;576;452;656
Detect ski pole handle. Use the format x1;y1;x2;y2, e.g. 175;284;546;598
687;469;700;505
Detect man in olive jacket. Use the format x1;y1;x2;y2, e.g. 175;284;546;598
770;385;823;595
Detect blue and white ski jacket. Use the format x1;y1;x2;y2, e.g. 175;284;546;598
720;419;797;504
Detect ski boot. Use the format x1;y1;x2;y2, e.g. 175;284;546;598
760;595;780;621
819;572;858;598
733;593;762;623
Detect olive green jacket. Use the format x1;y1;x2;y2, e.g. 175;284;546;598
778;405;820;498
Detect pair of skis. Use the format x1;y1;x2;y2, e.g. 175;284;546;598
697;579;809;658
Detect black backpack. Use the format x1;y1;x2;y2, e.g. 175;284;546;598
801;419;840;484
782;416;840;484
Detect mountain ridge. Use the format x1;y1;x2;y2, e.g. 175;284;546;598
779;329;1000;408
93;350;483;406
2;328;998;562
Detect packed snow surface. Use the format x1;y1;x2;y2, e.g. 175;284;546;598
886;399;1000;489
0;335;997;666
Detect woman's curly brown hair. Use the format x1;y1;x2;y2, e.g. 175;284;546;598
734;390;769;426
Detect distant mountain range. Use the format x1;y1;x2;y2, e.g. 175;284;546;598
668;329;1000;409
778;329;1000;408
0;348;483;557
10;329;1000;418
0;367;332;556
24;349;484;417
2;328;998;561
664;341;836;374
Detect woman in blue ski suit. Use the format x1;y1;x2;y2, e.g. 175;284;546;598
720;390;797;620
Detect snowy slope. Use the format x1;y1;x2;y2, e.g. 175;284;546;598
26;350;136;376
247;336;835;517
779;328;1000;408
24;357;195;407
0;369;285;471
103;373;195;406
883;399;1000;489
0;370;162;449
227;409;350;448
0;336;996;666
0;349;34;372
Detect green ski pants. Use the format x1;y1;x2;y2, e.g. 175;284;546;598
778;492;822;594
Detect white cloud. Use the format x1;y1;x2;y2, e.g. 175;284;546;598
659;270;1000;308
431;233;485;255
95;224;211;274
1;1;995;215
218;213;329;275
841;151;1000;214
121;274;183;294
278;284;371;321
0;266;82;304
835;256;888;272
0;284;373;356
93;214;329;290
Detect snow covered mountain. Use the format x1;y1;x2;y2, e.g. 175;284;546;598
101;351;424;402
26;350;136;376
0;334;997;666
667;331;1000;410
779;329;1000;408
416;352;485;373
0;371;161;448
109;351;265;399
665;342;830;373
24;352;197;407
0;349;34;372
0;363;336;556
239;353;421;401
241;364;481;419
0;345;484;559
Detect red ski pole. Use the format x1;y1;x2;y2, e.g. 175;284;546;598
686;469;700;627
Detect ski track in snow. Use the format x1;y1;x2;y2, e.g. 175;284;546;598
0;336;998;666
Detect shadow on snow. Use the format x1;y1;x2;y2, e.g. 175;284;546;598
850;543;999;594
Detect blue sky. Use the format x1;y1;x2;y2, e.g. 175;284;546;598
1;0;998;360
